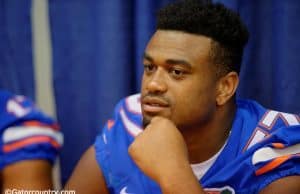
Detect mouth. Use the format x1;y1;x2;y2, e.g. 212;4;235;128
141;96;169;114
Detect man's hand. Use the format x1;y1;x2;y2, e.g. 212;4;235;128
128;116;204;194
128;116;188;182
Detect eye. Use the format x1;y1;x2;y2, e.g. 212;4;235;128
170;68;185;79
144;64;156;74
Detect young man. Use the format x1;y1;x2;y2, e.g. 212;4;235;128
65;0;300;193
0;90;63;190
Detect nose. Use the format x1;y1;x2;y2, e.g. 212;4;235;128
145;68;167;94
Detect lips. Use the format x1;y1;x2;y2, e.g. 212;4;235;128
141;96;169;113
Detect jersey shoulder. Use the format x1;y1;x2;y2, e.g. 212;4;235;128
202;99;300;193
236;98;300;151
100;93;142;139
94;94;143;189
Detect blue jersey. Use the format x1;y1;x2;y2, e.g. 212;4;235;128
94;94;300;194
0;90;63;170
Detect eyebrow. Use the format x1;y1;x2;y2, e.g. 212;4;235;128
165;59;192;69
143;52;192;69
143;52;153;62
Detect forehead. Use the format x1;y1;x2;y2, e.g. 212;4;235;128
145;30;212;64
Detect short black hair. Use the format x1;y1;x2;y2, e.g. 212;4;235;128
157;0;249;75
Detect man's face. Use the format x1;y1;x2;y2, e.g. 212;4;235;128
141;30;219;130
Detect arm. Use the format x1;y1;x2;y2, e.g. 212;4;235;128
128;116;205;194
64;146;109;194
2;160;52;190
157;165;204;194
0;92;62;191
260;175;300;194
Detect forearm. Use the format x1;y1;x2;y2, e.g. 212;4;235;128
2;160;53;190
158;163;205;194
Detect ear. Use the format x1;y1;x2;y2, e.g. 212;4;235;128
216;72;239;106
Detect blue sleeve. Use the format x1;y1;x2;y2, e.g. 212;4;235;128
0;90;63;169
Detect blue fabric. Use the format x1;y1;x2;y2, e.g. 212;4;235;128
0;0;299;184
0;90;62;170
214;0;300;113
49;0;174;183
0;0;35;99
94;94;300;194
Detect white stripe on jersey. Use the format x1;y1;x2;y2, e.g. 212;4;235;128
3;126;63;145
281;112;300;126
120;108;142;137
246;128;267;150
252;143;300;165
262;110;299;128
125;94;142;114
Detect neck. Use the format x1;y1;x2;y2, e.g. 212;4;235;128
181;101;236;164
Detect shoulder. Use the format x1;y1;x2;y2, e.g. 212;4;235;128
93;94;143;188
236;99;299;144
236;98;300;157
211;99;300;192
237;98;299;127
241;100;300;192
96;93;142;141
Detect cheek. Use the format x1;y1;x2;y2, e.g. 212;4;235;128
171;95;216;128
169;81;217;121
141;75;149;95
141;75;146;89
173;93;205;115
169;88;197;117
